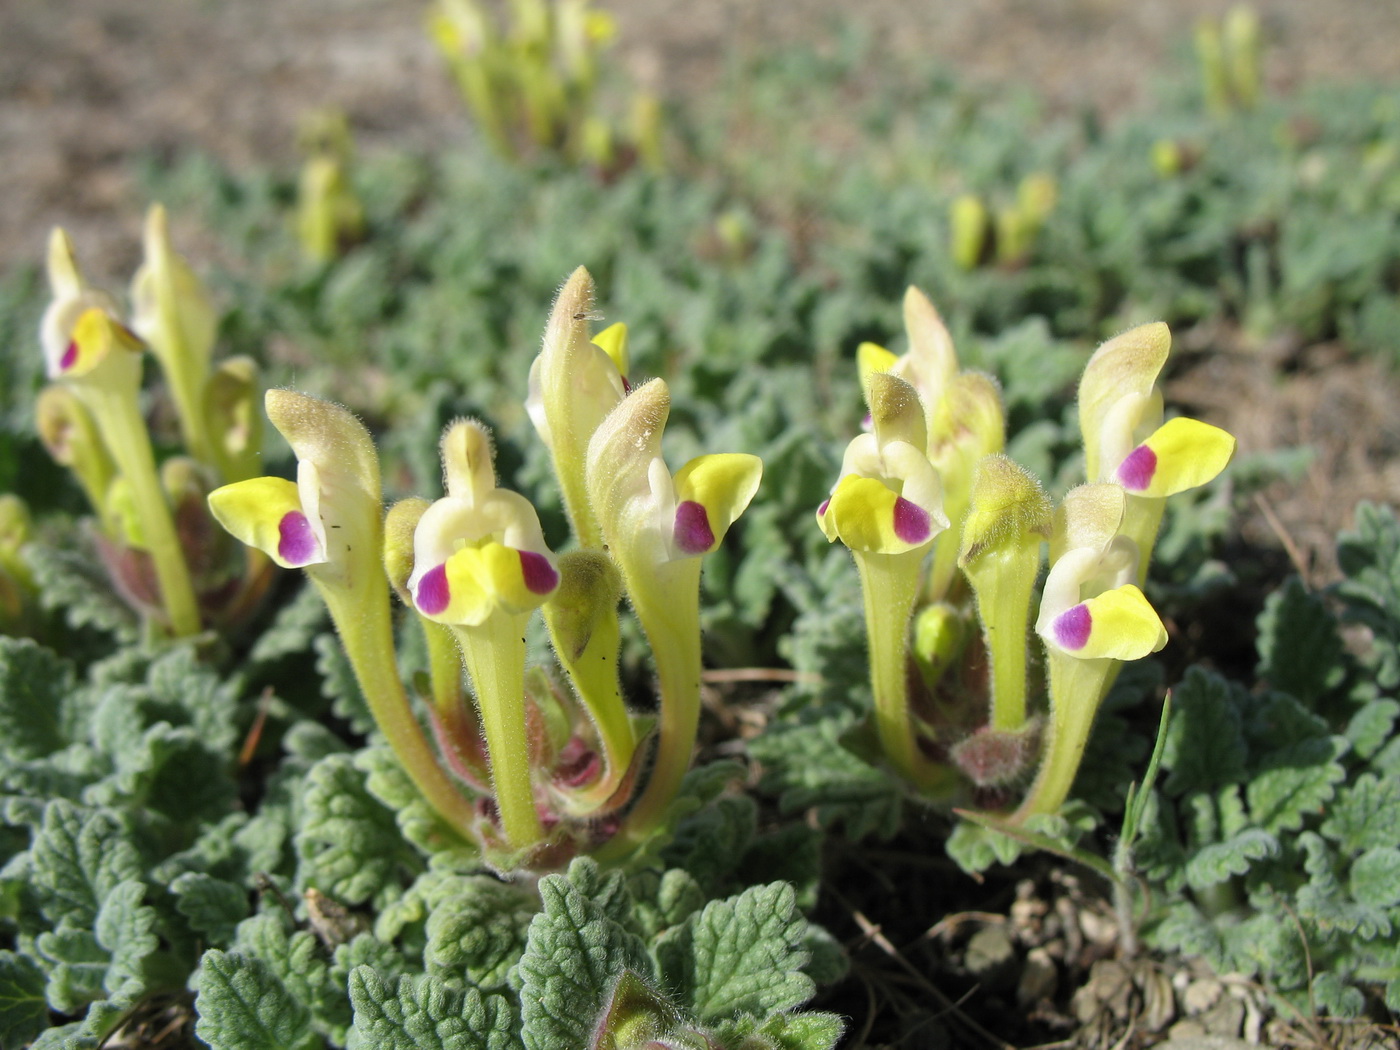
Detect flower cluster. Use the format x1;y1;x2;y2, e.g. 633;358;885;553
33;209;270;638
819;293;1235;821
209;267;760;869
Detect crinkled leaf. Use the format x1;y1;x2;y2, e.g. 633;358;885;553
94;879;159;1001
25;543;140;643
1345;698;1399;761
713;1010;846;1050
171;872;251;946
1183;829;1280;890
654;882;813;1023
1161;668;1248;796
1320;773;1400;852
356;746;476;861
295;752;419;908
1349;847;1400;909
512;862;653;1050
424;877;537;991
350;968;522;1050
1337;502;1400;688
0;638;78;761
1255;576;1344;704
29;800;142;930
249;583;328;667
662;796;757;896
33;926;108;1014
194;949;319;1050
1245;735;1347;835
316;633;374;736
627;868;707;943
749;717;902;840
0;949;49;1049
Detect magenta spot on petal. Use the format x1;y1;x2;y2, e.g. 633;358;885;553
892;497;931;544
674;500;715;555
817;497;831;517
519;550;558;594
277;511;319;565
60;340;78;372
1054;603;1093;651
1117;444;1158;492
416;562;451;615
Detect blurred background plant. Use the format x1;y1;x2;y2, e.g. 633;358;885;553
428;0;663;172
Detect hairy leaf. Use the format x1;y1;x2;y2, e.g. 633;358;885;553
350;968;521;1050
194;949;319;1050
654;883;814;1023
513;862;653;1050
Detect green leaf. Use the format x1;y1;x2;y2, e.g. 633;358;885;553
29;801;143;930
1345;698;1399;760
32;926;108;1014
172;872;251;946
424;877;537;991
1320;773;1400;852
295;752;419;908
25;543;140;643
945;818;1028;874
749;717;902;840
1255;576;1344;704
1310;972;1366;1018
1161;668;1248;796
512;864;653;1050
0;638;78;761
1183;829;1280;889
1337;502;1400;688
0;950;51;1048
356;746;476;861
349;968;522;1050
1245;735;1347;834
627;869;707;943
1349;847;1400;909
93;880;159;1001
194;949;319;1050
713;1011;846;1050
655;883;814;1024
662;796;757;896
248;583;329;667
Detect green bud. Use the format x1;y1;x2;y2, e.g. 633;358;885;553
383;498;432;604
912;601;967;690
1223;5;1261;109
950;193;989;270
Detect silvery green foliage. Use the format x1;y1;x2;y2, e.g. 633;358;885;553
1139;504;1400;1017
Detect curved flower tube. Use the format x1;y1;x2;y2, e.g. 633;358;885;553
1079;324;1236;574
406;419;560;854
130;204;219;468
525;266;628;549
587;378;761;855
818;371;949;785
958;454;1052;734
41;231;202;637
1014;483;1168;822
209;390;480;839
